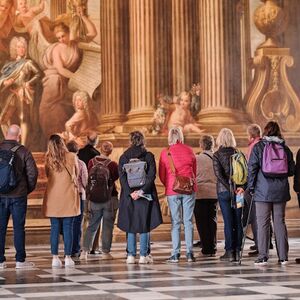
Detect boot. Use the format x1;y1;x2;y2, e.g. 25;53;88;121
220;250;235;261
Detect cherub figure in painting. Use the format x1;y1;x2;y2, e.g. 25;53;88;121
166;91;204;134
63;90;99;146
14;0;45;32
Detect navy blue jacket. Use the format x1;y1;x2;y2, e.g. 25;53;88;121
247;137;294;203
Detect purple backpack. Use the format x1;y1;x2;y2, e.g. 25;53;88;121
262;142;288;178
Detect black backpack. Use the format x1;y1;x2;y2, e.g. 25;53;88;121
86;157;113;203
0;145;21;193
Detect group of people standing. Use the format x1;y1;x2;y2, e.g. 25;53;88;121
0;120;299;268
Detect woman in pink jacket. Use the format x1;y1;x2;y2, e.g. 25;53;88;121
159;127;197;263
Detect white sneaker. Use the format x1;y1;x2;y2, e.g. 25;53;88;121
65;257;75;268
52;257;62;268
79;251;88;260
15;261;35;269
139;255;153;264
102;252;113;260
0;262;7;269
126;255;135;264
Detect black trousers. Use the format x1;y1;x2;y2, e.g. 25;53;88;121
194;199;218;254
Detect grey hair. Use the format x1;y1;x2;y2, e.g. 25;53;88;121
168;127;184;145
129;131;145;147
199;135;214;151
247;124;262;138
10;36;28;60
216;128;236;148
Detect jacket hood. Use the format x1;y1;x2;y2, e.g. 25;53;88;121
263;136;284;144
124;145;147;160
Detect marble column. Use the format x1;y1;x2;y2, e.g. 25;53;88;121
126;0;172;127
99;0;130;131
172;0;199;95
199;0;247;127
50;0;66;19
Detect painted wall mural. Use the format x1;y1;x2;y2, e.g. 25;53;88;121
0;0;100;150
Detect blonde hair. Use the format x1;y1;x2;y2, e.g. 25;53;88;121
178;91;191;103
168;127;184;145
247;124;262;138
54;22;70;35
45;134;68;172
216;128;236;148
9;36;27;60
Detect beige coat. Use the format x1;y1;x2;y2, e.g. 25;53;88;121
43;152;80;217
196;150;217;199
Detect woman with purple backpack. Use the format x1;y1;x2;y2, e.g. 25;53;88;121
245;121;294;266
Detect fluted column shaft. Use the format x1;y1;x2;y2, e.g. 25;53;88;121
99;0;130;126
50;0;66;19
127;0;172;125
199;0;242;113
172;0;199;94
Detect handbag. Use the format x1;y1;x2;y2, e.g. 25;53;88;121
167;149;194;195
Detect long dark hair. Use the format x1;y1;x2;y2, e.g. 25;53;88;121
263;121;283;139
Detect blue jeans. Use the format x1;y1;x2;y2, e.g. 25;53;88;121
167;193;195;256
82;200;114;253
50;217;74;255
0;196;27;262
127;232;149;257
72;197;84;255
218;191;243;251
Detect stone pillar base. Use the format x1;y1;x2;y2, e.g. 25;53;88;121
198;108;251;134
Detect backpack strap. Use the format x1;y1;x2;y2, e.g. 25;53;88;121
91;156;111;168
167;148;177;175
11;145;21;153
9;145;21;164
202;152;213;160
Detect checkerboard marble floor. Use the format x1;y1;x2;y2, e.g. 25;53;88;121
2;239;300;299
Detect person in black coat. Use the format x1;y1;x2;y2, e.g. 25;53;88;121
293;147;300;264
247;121;294;266
117;131;162;264
213;128;243;263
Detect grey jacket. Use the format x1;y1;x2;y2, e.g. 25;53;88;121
0;140;38;198
196;150;217;199
247;136;295;203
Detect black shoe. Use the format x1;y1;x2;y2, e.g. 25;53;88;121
201;252;216;257
166;254;180;263
187;253;196;262
193;241;202;248
89;250;102;255
71;252;81;259
248;250;259;256
235;251;241;262
296;258;300;264
220;251;234;261
254;257;268;266
249;245;257;251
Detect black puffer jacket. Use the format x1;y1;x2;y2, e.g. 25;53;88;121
213;146;236;193
294;148;300;193
248;137;294;203
117;145;163;233
0;140;38;197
